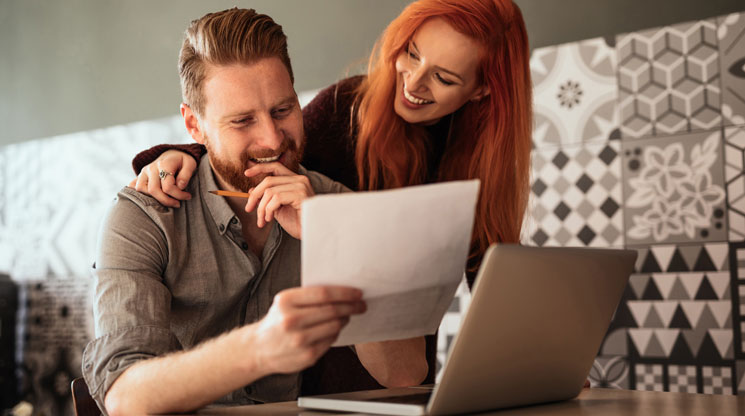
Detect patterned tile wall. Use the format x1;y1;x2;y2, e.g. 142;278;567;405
0;116;191;412
437;11;745;396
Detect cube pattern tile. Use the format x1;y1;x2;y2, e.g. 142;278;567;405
617;19;722;139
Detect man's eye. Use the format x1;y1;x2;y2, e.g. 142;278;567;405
273;107;291;118
232;117;252;125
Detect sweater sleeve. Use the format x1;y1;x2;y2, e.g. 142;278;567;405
301;76;365;191
131;143;206;175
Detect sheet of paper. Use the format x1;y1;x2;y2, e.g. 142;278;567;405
301;180;480;346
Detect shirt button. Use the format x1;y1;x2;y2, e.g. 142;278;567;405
241;242;249;250
230;217;238;225
219;224;225;232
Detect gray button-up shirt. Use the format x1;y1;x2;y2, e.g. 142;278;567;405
82;155;348;410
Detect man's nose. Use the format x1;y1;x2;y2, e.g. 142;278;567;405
254;116;283;149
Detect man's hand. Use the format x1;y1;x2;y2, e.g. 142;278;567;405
249;286;366;377
243;162;313;238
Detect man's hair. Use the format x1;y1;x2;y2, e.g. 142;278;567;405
179;8;294;116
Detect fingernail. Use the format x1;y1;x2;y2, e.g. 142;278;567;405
178;180;187;189
185;194;192;200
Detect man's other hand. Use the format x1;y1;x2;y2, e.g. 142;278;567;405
244;162;313;238
248;286;366;376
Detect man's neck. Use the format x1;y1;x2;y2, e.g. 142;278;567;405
211;166;273;259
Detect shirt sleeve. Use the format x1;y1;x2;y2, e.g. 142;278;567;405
131;143;206;175
81;190;183;410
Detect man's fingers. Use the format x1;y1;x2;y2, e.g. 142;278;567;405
275;286;364;308
161;173;192;201
128;178;137;189
301;317;351;345
256;184;304;225
244;161;294;178
245;176;310;213
174;155;198;190
294;303;365;329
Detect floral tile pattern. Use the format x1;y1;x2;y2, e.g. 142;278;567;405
617;19;721;139
621;131;727;245
531;37;620;147
718;12;745;127
525;141;623;247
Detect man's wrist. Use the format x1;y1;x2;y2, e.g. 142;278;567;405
234;324;267;379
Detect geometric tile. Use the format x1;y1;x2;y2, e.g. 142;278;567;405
525;141;623;247
617;19;721;139
668;365;697;393
702;366;734;395
531;37;619;147
634;244;730;273
590;356;629;389
724;125;745;239
622;132;727;245
635;363;665;391
718;12;745;127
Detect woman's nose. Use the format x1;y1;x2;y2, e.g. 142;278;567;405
406;65;427;92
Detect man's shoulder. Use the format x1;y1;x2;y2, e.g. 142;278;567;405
299;166;351;195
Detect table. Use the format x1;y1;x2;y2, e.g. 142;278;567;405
193;387;745;415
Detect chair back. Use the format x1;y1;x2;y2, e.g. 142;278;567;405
71;377;101;416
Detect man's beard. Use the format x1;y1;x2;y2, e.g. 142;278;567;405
206;135;304;192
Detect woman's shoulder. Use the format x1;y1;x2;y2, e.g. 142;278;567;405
304;75;365;115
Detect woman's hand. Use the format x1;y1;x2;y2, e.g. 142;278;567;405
244;163;314;239
128;150;197;208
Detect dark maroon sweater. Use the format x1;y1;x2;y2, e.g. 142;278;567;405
131;76;455;395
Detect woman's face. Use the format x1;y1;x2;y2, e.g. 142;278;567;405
394;18;487;126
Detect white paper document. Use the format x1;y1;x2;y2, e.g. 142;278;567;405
301;180;480;346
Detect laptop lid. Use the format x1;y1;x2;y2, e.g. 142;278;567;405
298;244;636;416
428;244;636;415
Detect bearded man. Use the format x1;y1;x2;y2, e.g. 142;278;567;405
82;8;426;415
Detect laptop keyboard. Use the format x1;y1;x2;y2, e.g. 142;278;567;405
365;392;433;404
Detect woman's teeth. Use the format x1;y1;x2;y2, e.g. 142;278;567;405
404;89;433;105
251;154;281;163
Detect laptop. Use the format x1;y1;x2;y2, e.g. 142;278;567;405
298;244;636;415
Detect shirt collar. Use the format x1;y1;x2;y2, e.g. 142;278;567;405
197;155;237;235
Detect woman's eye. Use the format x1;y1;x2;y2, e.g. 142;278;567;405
436;73;455;86
406;46;419;61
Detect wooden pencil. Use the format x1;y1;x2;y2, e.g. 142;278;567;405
208;190;251;198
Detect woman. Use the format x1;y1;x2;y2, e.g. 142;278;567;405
133;0;532;285
131;0;532;393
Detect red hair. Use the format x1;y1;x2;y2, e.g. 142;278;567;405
355;0;533;273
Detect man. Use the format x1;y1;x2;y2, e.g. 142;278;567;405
82;8;427;415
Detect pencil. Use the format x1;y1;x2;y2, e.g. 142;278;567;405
209;190;251;198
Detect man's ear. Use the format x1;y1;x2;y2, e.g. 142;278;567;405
470;85;490;102
181;103;205;144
